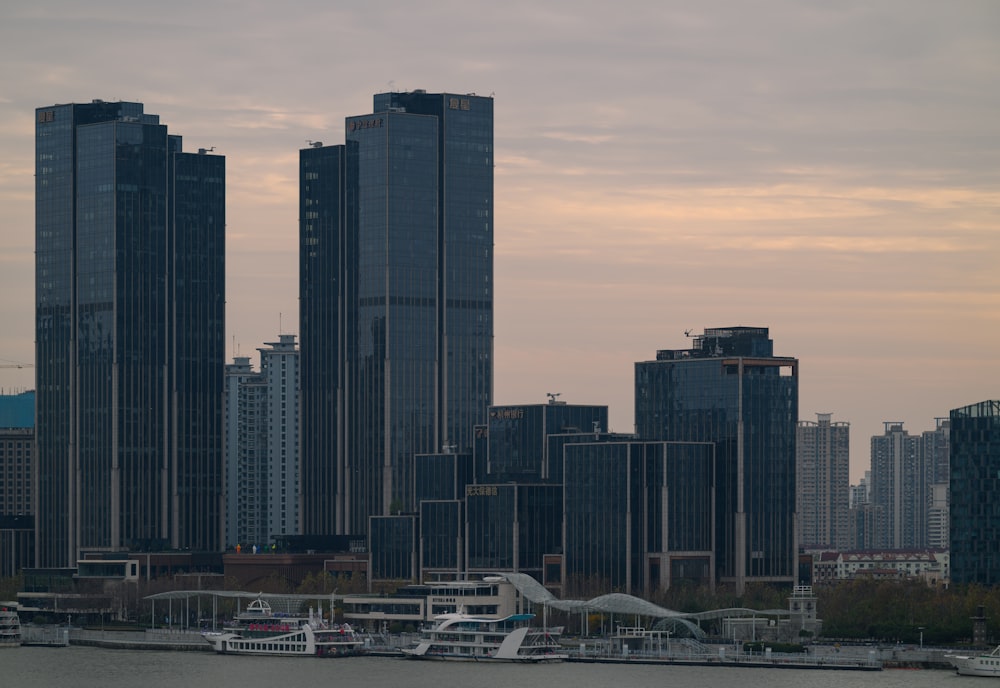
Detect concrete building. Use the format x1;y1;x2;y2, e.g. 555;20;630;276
223;335;299;548
797;413;850;550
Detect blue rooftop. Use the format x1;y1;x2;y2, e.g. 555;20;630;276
0;391;35;428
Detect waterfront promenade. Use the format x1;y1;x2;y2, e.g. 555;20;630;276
17;624;958;670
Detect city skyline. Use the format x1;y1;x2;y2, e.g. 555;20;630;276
2;1;998;484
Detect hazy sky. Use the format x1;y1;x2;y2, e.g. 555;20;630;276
2;1;997;482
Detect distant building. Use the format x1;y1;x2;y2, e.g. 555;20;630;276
635;327;799;592
808;549;949;585
869;418;950;551
35;101;224;566
299;90;494;538
870;422;922;549
797;413;850;550
223;335;299;548
0;391;35;575
950;400;1000;585
923;418;950;550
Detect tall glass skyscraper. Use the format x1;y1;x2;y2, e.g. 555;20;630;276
635;327;798;592
35;101;224;567
300;91;493;537
949;400;1000;585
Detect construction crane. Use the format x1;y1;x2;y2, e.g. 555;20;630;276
0;359;34;369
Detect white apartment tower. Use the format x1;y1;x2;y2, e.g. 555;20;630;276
797;413;850;549
224;334;300;548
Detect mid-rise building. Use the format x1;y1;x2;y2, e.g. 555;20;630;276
35;100;225;566
562;439;715;596
950;400;1000;585
299;90;494;538
797;413;850;549
0;391;35;575
635;326;799;592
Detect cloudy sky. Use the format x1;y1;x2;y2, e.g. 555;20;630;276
1;0;997;482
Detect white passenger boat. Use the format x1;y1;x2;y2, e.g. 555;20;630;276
402;610;567;662
203;596;364;657
946;645;1000;676
0;606;20;647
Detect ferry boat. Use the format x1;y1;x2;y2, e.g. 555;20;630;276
402;610;567;662
203;596;364;657
0;606;20;647
946;645;1000;676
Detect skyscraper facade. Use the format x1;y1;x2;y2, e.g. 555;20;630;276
634;327;798;592
949;400;1000;585
796;413;850;549
35;101;224;567
299;91;493;537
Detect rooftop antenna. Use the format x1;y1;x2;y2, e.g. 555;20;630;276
684;329;693;337
547;392;561;404
279;312;283;335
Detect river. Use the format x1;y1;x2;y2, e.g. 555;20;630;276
0;646;971;688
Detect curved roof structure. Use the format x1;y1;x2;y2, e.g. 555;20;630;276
493;573;789;639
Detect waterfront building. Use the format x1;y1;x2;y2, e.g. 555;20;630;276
562;440;715;596
487;400;609;483
949;400;1000;585
465;483;561;582
299;90;493;538
823;548;948;584
634;327;799;592
0;391;35;576
35;101;224;566
223;335;300;549
796;413;850;550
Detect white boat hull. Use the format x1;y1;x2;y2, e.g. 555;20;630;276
946;647;1000;677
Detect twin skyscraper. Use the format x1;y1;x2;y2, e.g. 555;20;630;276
34;91;494;567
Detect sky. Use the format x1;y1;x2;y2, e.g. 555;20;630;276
1;0;998;483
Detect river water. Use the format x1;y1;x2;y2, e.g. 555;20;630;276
0;647;970;688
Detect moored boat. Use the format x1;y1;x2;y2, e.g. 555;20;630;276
0;606;20;647
402;609;566;662
946;645;1000;677
203;596;364;657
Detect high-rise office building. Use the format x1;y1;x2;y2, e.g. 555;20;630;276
949;400;1000;585
299;90;493;537
35;101;224;567
223;335;299;548
634;327;798;592
796;413;850;549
